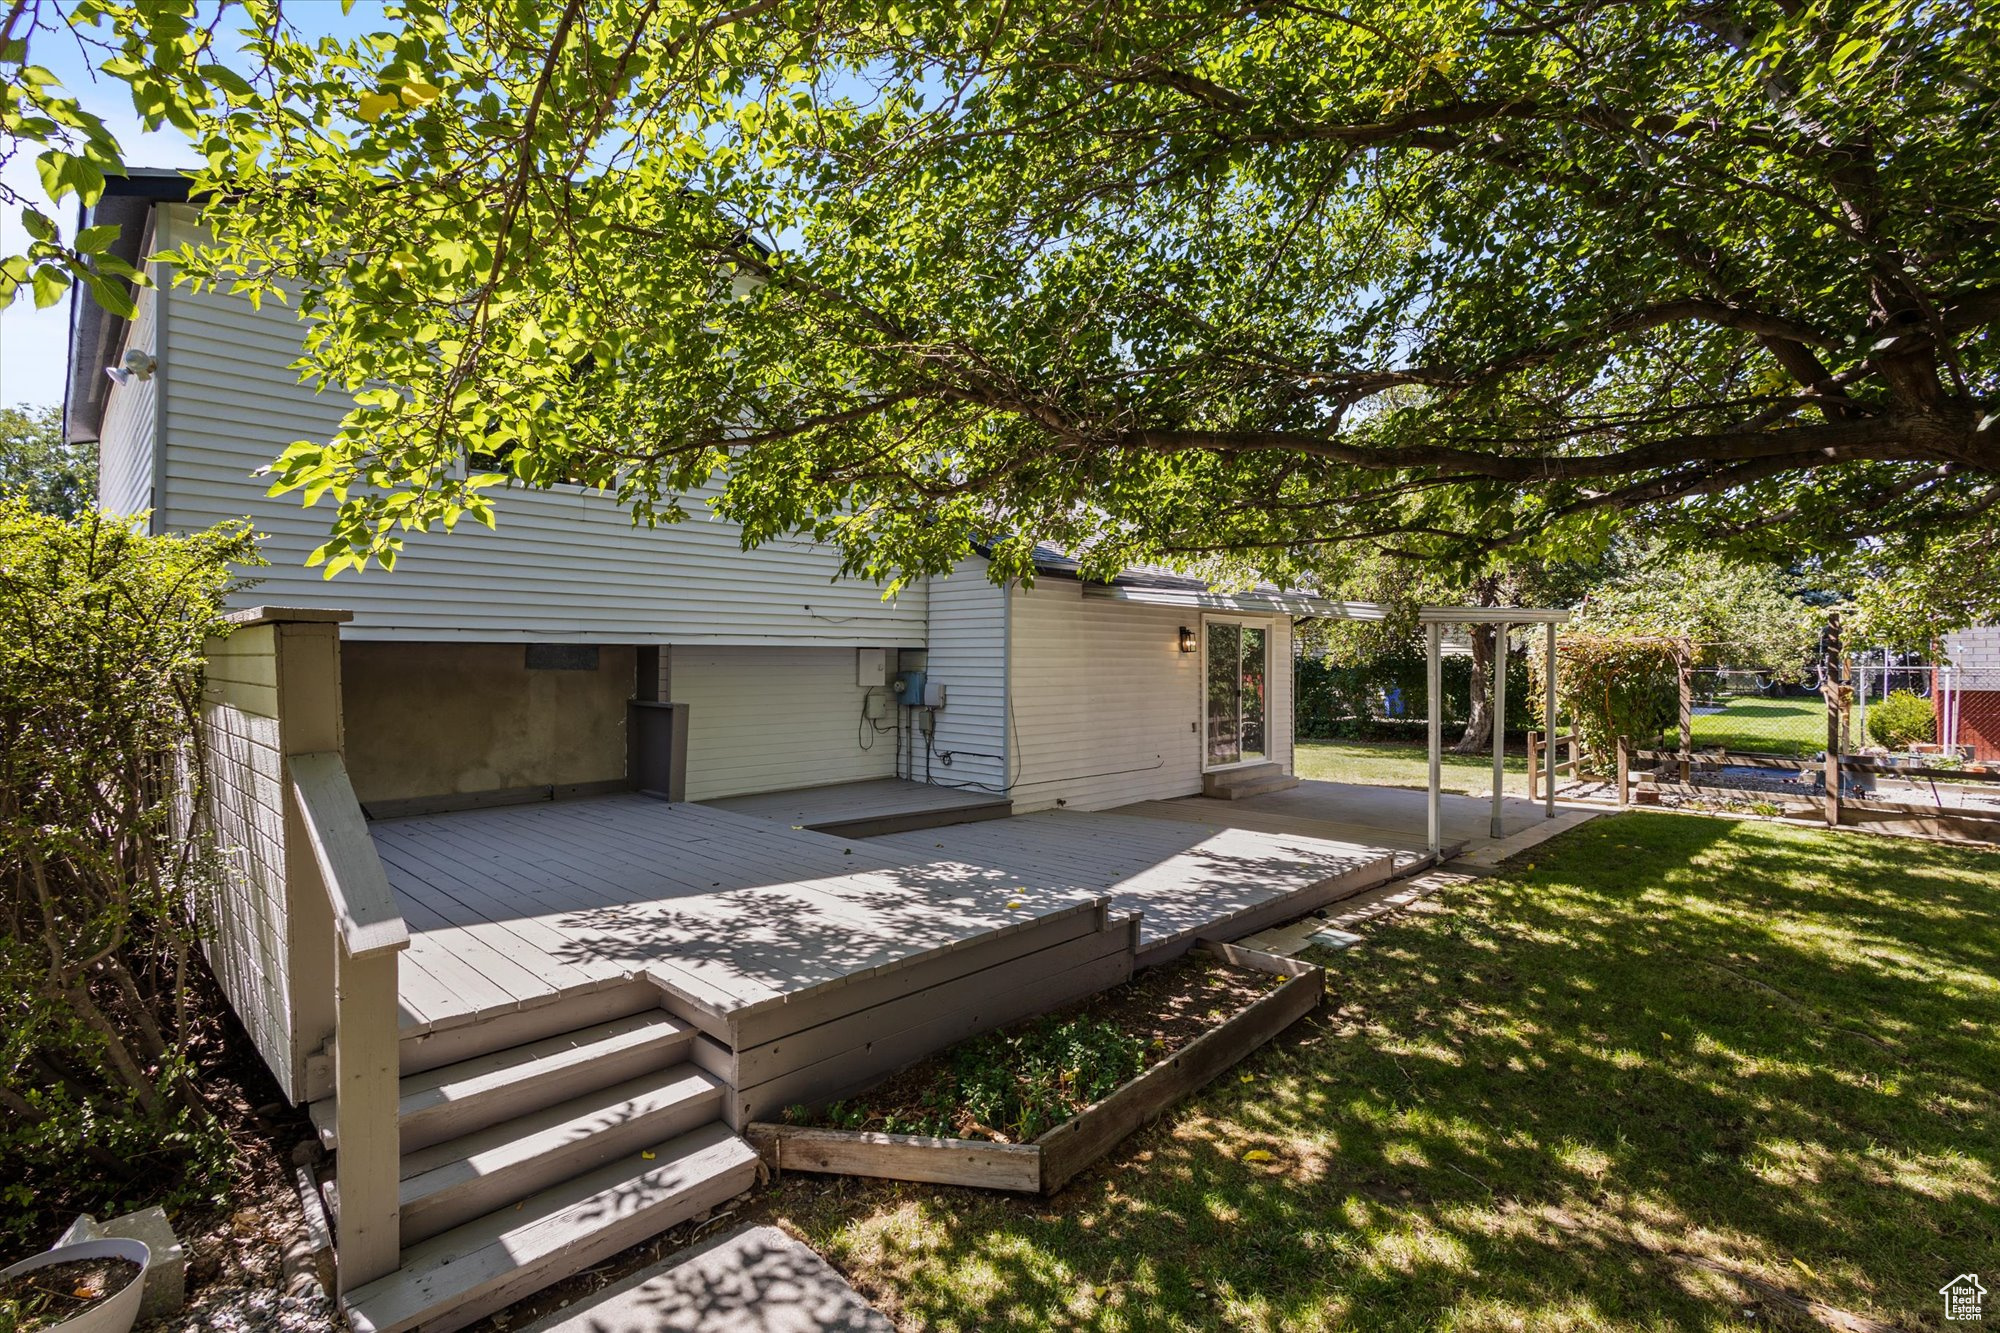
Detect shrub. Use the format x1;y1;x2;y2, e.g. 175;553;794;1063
0;501;258;1242
1535;632;1681;762
1867;690;1936;749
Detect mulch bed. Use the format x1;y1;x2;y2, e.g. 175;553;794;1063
789;953;1285;1142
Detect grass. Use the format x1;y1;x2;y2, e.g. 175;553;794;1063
1688;695;1830;758
1294;739;1530;796
764;813;2000;1331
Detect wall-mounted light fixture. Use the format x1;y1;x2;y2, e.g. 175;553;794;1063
1179;626;1198;654
105;349;156;386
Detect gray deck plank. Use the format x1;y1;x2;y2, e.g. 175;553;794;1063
373;791;1401;1039
872;810;1397;951
706;778;1005;828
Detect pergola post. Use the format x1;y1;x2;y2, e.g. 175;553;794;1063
1544;620;1557;819
1426;621;1442;856
1491;621;1509;840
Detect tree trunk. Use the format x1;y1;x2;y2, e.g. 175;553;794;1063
1454;625;1495;754
1453;577;1504;754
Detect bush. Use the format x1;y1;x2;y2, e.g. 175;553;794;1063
1867;690;1936;749
1535;632;1681;762
0;502;257;1242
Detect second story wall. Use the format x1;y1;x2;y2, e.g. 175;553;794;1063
97;277;159;520
150;206;926;646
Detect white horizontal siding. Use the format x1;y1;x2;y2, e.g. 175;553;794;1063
151;206;925;646
199;625;298;1096
1272;617;1295;774
919;559;1009;793
1006;581;1204;812
96;278;158;520
672;646;899;799
1005;586;1298;813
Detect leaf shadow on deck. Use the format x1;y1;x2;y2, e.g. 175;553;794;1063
374;793;1402;1016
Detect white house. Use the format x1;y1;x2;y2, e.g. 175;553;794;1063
69;173;1330;828
68;172;1431;1331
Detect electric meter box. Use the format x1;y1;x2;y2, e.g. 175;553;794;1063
856;647;887;688
892;669;927;703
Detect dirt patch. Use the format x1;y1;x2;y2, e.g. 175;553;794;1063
0;1255;142;1333
789;954;1286;1142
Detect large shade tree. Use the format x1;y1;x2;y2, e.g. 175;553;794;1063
5;0;1996;597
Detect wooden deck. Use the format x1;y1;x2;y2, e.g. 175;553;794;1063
1130;780;1555;853
370;795;1090;1036
374;789;1404;1033
703;777;1010;837
871;809;1398;963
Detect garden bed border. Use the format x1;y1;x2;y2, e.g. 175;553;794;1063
745;940;1324;1195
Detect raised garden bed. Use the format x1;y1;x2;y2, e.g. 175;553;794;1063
747;940;1324;1194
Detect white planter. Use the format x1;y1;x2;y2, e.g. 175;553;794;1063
1;1237;150;1333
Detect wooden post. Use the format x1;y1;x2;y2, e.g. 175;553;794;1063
1426;622;1442;856
1544;621;1558;818
1825;684;1843;829
334;939;402;1291
1491;621;1508;840
1527;731;1541;802
1616;737;1631;808
1677;650;1693;782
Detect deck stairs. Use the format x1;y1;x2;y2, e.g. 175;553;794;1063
1202;762;1301;800
309;898;1142;1332
309;999;758;1333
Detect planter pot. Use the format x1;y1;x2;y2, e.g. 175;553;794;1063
0;1238;150;1333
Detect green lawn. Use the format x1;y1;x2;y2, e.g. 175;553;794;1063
766;813;2000;1331
1688;694;1829;758
1294;739;1530;796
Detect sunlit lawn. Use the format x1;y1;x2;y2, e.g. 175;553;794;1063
1689;695;1829;758
1295;739;1530;796
767;813;2000;1331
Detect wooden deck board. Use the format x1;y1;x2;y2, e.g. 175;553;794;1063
372;793;1401;1040
706;778;1007;830
371;796;1093;1034
871;810;1398;952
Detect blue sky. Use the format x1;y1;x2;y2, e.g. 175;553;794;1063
1;5;379;410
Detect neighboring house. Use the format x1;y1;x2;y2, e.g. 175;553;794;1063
70;172;1312;825
1941;625;2000;760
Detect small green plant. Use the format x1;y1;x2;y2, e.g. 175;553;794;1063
1535;633;1681;762
1866;690;1936;749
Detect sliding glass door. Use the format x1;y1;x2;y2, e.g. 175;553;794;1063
1205;620;1269;768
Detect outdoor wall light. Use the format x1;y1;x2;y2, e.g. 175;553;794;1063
104;349;156;386
1179;626;1198;653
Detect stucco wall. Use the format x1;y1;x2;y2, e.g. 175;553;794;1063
341;642;637;804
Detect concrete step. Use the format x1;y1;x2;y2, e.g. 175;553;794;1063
395;1065;726;1246
341;1121;759;1333
1202;763;1299;800
311;1011;696;1152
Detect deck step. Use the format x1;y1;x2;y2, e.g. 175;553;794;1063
341;1121;759;1333
1202;764;1300;800
395;1065;726;1245
310;1011;694;1152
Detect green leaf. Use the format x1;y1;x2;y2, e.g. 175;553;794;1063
31;265;71;309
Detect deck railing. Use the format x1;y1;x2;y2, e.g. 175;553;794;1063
291;750;408;1293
